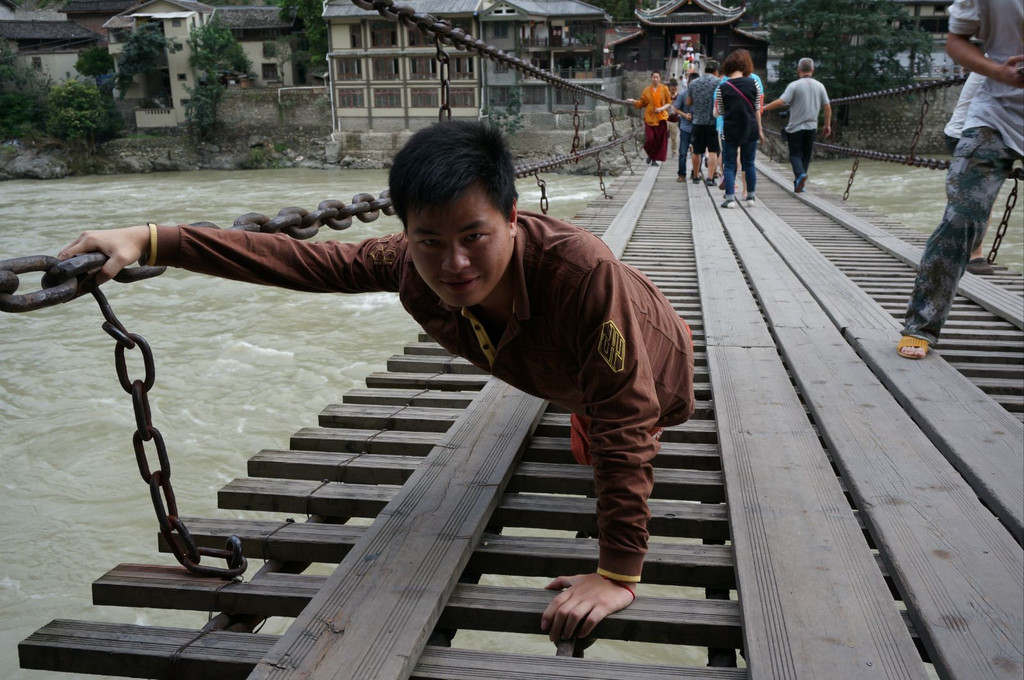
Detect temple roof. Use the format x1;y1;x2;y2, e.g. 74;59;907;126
0;19;102;42
323;0;480;18
636;0;744;27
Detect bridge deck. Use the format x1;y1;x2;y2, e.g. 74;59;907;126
20;159;1024;680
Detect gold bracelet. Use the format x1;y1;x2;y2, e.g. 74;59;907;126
147;222;158;266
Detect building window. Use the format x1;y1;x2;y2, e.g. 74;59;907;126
493;61;509;74
411;88;438;108
409;57;436;80
350;26;363;49
452;56;474;79
262;63;278;80
494;6;516;15
337;88;365;107
489;86;511;107
335;58;362;80
263;41;277;59
372;58;400;80
371;21;397;48
522;87;545;105
31;57;42;71
180;99;190;107
555;88;578;106
177;73;187;81
450;88;474;108
171;19;182;28
374;88;402;108
408;28;428;47
492;23;509;39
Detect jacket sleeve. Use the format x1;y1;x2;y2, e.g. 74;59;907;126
573;259;663;581
154;225;404;294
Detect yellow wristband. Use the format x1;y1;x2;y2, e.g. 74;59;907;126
147;222;158;266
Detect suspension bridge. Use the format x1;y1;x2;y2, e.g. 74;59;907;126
5;0;1024;678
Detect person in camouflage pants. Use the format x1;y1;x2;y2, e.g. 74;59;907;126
901;127;1021;350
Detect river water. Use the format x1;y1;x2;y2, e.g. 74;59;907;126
0;161;1018;678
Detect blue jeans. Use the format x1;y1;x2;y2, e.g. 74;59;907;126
902;127;1021;344
722;139;758;198
677;128;693;177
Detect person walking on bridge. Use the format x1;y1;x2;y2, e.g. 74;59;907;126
714;49;764;209
898;0;1023;359
57;120;696;645
763;58;831;193
627;71;674;166
687;59;723;184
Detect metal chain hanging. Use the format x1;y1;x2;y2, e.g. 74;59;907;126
609;105;634;175
570;93;582;158
536;174;549;214
843;157;860;201
987;173;1019;264
595;152;610;199
907;90;932;162
435;36;451;122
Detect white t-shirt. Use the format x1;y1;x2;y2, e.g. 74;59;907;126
950;0;1024;155
780;76;830;133
943;71;986;139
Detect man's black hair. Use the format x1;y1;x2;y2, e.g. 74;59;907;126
704;59;719;74
388;120;518;227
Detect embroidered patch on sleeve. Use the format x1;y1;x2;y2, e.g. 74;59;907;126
598;320;626;372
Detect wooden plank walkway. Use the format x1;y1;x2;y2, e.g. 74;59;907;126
19;157;1024;680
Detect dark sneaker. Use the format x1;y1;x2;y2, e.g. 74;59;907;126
705;178;716;186
651;161;659;167
691;175;701;184
745;195;756;206
720;198;737;209
646;157;652;165
795;173;807;193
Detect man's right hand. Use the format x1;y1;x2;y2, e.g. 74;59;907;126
58;225;152;284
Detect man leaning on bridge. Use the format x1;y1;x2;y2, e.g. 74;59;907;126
762;57;832;194
57;120;696;644
898;0;1023;360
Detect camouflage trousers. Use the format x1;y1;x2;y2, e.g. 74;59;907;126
902;127;1022;345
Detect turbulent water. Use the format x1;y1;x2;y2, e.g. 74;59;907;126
0;160;1016;678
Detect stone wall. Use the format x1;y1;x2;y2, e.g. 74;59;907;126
217;87;333;132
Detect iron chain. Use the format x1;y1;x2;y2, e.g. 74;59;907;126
92;283;247;578
843;157;860;201
535;174;549;215
987;174;1019;264
435;37;451;122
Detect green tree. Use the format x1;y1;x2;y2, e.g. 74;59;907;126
185;18;251;138
274;0;326;81
114;22;182;97
0;38;50;137
75;46;115;81
46;80;119;147
748;0;934;98
487;87;525;137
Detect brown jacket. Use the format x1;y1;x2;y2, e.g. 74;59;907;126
153;211;695;580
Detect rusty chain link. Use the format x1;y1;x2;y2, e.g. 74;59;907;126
828;74;967;106
987;174;1019;264
609;106;634;175
570;93;582;158
435;36;451;122
907;90;931;162
843;157;860;201
535;174;549;215
595;153;610;199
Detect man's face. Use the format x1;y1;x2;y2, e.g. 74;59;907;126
651;72;661;87
405;182;517;315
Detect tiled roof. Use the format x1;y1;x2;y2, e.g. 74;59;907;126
0;19;102;41
497;0;607;17
638;12;741;27
324;0;480;18
212;6;295;29
62;0;137;13
636;0;744;20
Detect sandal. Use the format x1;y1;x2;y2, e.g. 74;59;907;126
897;336;929;360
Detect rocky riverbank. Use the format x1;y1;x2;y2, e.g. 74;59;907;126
0;122;634;181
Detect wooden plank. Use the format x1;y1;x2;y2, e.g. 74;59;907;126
600;163;660;259
690;185;930;679
734;200;1024;542
247;451;724;502
164;519;736;587
19;620;748;680
248;378;545;680
687;181;775;348
217;478;729;540
364;371;489;390
756;161;1024;329
771;325;1024;679
93;566;741;646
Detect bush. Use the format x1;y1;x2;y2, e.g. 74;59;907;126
46;81;120;146
0;92;46;138
75;46;114;80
